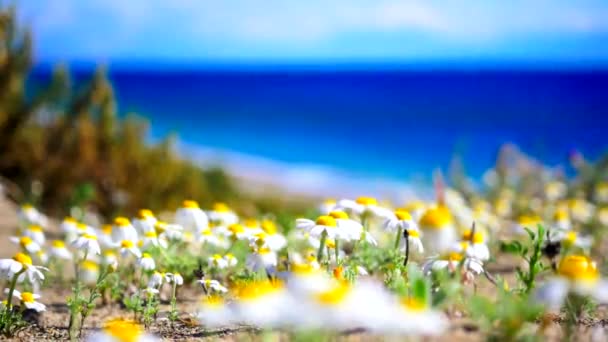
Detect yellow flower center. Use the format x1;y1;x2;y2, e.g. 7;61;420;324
154;221;167;234
142;253;152;259
212;202;230;212
518;215;542;227
315;215;337;227
395;210;412;221
200;228;212;236
554;209;569;222
19;236;34;247
13;252;32;266
316;283;350;305
183;200;199;209
563;231;577;247
400;297;426;312
138;209;154;219
443;251;463;262
21;203;33;210
261;220;277;234
355;197;377;206
101;224;112;235
419;206;452;230
63;217;77;223
244;218;259;228
235;281;280;301
144;231;157;238
291;263;315;274
76;223;88;232
81;260;99;271
103;318;143;342
28;225;42;232
201;295;224;308
20;292;35;303
228;224;245;234
114;217;130;227
558;255;599;281
52;240;66;248
82;233;97;241
408;229;420;238
212;254;222;261
329;211;349;220
121;240;135;248
461;229;484;244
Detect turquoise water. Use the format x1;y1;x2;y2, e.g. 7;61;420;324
32;68;608;183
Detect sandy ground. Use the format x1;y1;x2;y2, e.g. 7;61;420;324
0;197;604;341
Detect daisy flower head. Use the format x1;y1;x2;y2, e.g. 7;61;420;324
197;228;225;247
243;218;264;235
552;230;593;251
259;219;287;250
224;253;238;267
384;210;418;233
246;247;278;273
80;260;100;285
61;216;79;237
102;250;118;270
536;255;608;310
166;272;184;286
24;224;45;245
318;198;337;214
71;233;101;256
552;207;572;231
9;235;41;254
0;252;47;283
208;254;229;269
87;317;158;342
174;199;208;232
422;248;484;276
148;271;169;288
207;202;239;225
231;280;291;328
49;240;72;260
296;215;348;241
137;253;156;271
133;209;157;234
328;210;362;241
598;207;608;227
224;223;251;241
111;217;138;244
512;214;543;236
7;289;45;312
398;200;427;221
460;228;490;261
379;295;448;336
18;204;47;227
141;230;167;249
197;295;233;328
402;227;424;254
198;279;228;293
155;221;183;242
418;206;456;254
336;196;393;219
117;238;142;258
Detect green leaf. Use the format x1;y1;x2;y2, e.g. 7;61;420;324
500;241;522;254
524;227;535;240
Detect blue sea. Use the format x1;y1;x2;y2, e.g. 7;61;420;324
31;67;608;185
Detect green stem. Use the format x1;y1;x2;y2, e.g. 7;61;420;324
316;230;327;263
334;239;340;262
170;280;178;320
394;227;403;250
5;269;25;311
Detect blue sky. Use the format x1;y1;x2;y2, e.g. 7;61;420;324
18;0;608;66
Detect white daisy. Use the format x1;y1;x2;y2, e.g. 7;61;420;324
0;253;47;284
137;253;156;271
336;197;393;219
7;289;45;312
174;200;208;232
9;235;41;254
207;202;239;225
418;206;456;254
111;217;138;243
71;233;101;256
132;209;157;234
536;255;608;310
198;279;228;293
49;240;72;260
87;318;159;342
